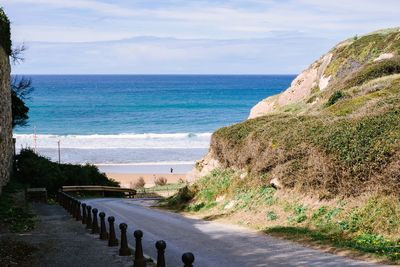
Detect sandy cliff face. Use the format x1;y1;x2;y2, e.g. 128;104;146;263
249;53;333;119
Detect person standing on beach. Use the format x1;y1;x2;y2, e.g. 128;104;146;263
170;168;173;174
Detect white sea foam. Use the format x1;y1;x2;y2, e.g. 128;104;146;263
14;132;212;150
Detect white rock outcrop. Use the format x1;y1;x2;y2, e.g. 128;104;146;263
374;53;394;62
186;152;221;182
249;53;332;119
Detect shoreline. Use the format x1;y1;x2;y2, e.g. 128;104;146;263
97;162;194;174
106;172;188;188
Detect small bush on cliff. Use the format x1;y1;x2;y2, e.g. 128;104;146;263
165;186;195;210
15;149;119;195
326;90;344;106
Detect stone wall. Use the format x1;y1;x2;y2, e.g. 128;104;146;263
0;9;12;194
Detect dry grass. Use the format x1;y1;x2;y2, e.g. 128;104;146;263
131;177;146;189
154;176;168;186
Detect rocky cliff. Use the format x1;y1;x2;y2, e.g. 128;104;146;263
191;28;400;198
0;8;13;194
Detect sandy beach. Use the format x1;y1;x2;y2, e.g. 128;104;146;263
106;172;187;188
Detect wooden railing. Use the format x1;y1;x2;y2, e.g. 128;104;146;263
62;186;136;197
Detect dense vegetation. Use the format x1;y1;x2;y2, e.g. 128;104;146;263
15;149;119;195
212;107;400;198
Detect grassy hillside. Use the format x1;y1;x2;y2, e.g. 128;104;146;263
212;29;400;198
166;29;400;263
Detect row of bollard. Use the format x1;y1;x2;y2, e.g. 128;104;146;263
57;191;195;267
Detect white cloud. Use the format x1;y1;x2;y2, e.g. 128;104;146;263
3;0;400;74
6;0;142;17
4;0;400;43
13;25;134;43
12;36;334;74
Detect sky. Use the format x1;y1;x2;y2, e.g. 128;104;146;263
1;0;400;74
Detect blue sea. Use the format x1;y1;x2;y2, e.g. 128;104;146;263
14;75;294;173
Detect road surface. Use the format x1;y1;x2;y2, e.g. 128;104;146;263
85;198;386;267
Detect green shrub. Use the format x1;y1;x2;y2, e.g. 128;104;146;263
166;186;194;208
326;91;344;106
15;149;119;195
197;169;233;202
266;211;278;221
346;196;400;235
259;186;276;205
188;202;205;211
312;206;328;220
288;204;308;223
0;7;11;55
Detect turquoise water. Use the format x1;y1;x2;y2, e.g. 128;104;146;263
14;75;294;168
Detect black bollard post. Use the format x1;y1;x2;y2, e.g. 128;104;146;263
81;203;87;224
91;208;100;234
66;197;71;213
70;198;74;216
133;230;146;267
99;212;108;240
76;201;82;221
182;252;195;267
75;200;79;219
68;198;72;215
59;192;63;206
61;193;65;208
155;240;166;267
72;199;77;219
119;223;131;256
107;216;119;247
63;193;68;209
86;206;92;229
60;193;64;207
72;199;77;218
70;198;74;215
64;195;68;211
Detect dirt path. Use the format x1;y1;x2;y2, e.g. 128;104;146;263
4;203;132;267
86;198;388;267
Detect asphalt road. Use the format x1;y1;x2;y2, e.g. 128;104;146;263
85;198;386;267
